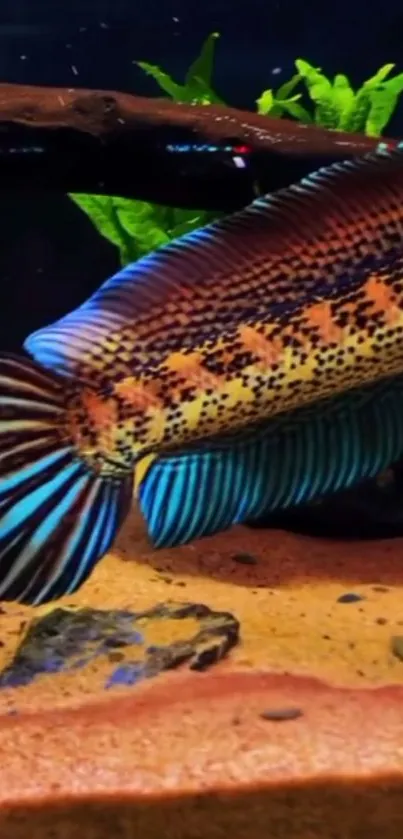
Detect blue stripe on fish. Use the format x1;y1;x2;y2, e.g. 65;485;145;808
138;376;403;548
0;354;133;605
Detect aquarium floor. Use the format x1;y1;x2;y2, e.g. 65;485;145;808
0;509;403;838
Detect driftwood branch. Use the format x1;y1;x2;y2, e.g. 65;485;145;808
0;83;398;211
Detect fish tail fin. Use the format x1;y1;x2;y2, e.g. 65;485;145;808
0;353;133;606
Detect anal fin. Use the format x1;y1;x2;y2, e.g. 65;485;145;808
138;376;403;548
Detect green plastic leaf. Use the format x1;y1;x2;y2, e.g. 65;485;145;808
294;59;403;133
345;64;396;133
363;64;395;90
366;92;397;136
314;100;340;129
257;88;304;117
70;192;221;267
69;194;139;264
275;73;302;101
343;86;371;133
384;72;403;95
332;74;354;115
256;73;307;119
256;89;274;115
330;74;355;130
137;33;224;105
185;32;220;88
136;61;184;100
113;198;171;255
280;100;313;123
345;66;403;134
187;76;225;105
365;76;403;136
269;103;287;117
295;60;331;92
295;59;339;128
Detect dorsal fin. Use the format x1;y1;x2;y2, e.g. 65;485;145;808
26;143;403;378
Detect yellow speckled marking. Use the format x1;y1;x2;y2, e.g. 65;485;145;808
146;264;403;447
75;262;403;464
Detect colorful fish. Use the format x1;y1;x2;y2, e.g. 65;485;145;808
2;143;403;604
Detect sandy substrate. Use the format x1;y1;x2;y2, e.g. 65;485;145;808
0;509;403;838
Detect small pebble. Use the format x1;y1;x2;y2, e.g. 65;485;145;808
108;651;125;663
259;707;303;722
337;592;365;604
391;636;403;661
231;552;258;565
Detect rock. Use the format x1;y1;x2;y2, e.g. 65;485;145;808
0;601;239;690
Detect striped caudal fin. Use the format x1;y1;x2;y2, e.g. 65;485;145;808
0;354;133;605
138;376;403;548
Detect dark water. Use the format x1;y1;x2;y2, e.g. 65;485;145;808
1;0;403;539
0;1;402;114
1;0;403;345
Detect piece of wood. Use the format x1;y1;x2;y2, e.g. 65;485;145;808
0;83;397;210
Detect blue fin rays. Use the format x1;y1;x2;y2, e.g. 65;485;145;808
0;354;133;605
138;377;403;548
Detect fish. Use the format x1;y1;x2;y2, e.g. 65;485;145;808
2;142;403;604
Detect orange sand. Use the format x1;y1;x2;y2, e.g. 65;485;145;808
1;509;403;837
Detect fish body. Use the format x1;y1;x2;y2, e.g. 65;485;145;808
50;249;403;468
2;143;403;603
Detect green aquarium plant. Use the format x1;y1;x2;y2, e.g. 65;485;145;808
137;30;224;105
70;33;403;266
69;33;223;266
294;60;403;135
69;194;219;267
255;73;312;123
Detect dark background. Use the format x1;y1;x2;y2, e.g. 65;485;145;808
1;0;403;351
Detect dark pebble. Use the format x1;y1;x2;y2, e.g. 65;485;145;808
231;553;258;565
337;593;365;604
259;707;303;722
108;651;125;663
391;636;403;661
